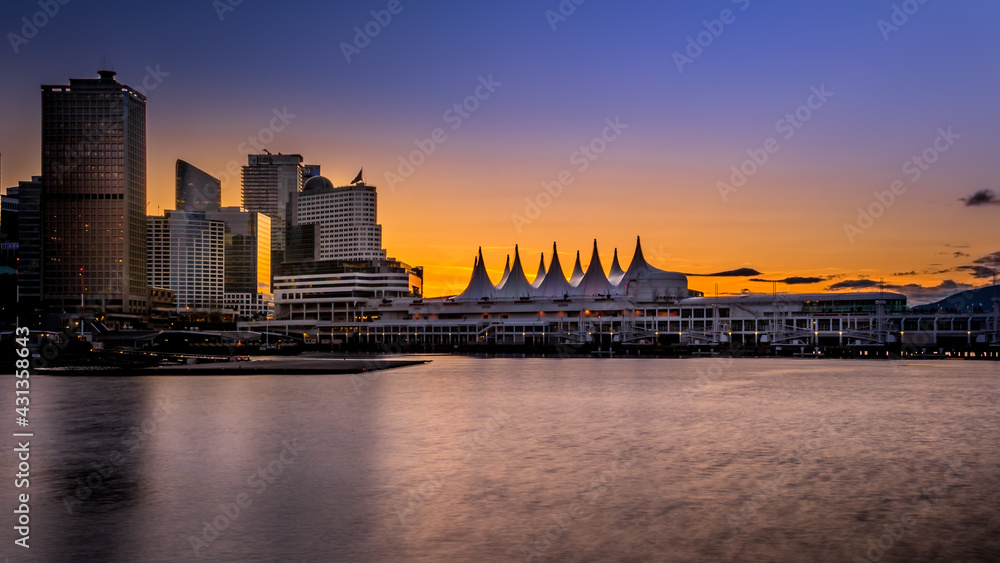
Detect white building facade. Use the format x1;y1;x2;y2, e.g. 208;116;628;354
147;211;225;311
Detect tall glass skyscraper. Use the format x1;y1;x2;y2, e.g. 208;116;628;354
41;70;148;316
176;159;221;212
241;153;304;276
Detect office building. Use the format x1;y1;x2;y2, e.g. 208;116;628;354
205;206;273;320
241;153;304;273
147;211;225;311
176;159;221;212
296;175;386;261
41;70;147;316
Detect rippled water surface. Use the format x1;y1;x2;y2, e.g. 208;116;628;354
2;357;999;562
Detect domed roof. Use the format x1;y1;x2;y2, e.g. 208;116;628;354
303;175;335;193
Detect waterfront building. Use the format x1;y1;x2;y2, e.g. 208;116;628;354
41;70;148;316
295;175;386;261
241;237;1000;352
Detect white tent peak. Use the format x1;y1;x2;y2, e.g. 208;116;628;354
456;246;497;300
496;254;511;290
569;250;585;286
531;252;547;288
577;239;615;297
497;244;533;299
536;242;574;298
608;248;625;286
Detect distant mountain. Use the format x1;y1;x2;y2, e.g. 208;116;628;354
916;285;1000;312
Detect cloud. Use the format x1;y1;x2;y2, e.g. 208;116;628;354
972;251;1000;267
893;271;916;276
687;268;762;277
953;251;969;258
828;279;880;290
960;189;1000;206
749;276;825;285
956;265;996;279
826;278;974;305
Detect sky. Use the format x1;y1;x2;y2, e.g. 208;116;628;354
1;0;998;303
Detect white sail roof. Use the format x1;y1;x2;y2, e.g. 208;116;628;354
576;240;615;297
456;247;497;300
569;250;585;286
608;248;625;286
496;245;533;299
621;236;687;287
495;255;511;290
531;252;547;289
536;242;574;298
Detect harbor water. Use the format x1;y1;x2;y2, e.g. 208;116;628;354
2;356;999;562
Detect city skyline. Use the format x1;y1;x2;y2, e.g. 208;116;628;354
2;0;999;302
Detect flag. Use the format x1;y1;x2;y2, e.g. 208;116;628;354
351;168;364;184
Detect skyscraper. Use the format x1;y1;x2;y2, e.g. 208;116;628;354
205;207;273;320
176;159;221;212
13;178;42;302
41;70;147;316
147;211;225;311
241;153;304;275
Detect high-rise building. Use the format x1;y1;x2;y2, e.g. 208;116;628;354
13;178;43;301
205;207;273;320
176;159;221;212
296;175;386;261
41;70;147;316
241;153;304;274
1;186;19;242
147;211;225;311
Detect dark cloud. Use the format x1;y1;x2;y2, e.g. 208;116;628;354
893;271;916;276
826;278;974;305
960;189;1000;206
972;251;1000;267
749;277;825;285
954;251;969;258
828;279;880;290
687;268;762;277
957;265;997;279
